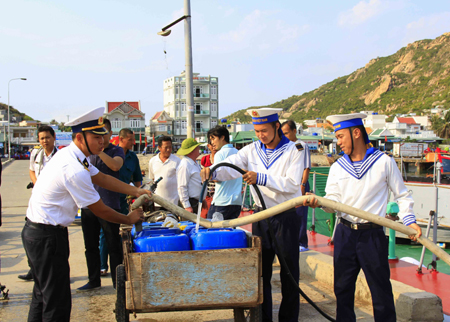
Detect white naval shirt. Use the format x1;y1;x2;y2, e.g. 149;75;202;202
324;149;416;225
29;147;58;177
26;142;100;227
148;153;181;206
176;156;202;208
213;136;304;209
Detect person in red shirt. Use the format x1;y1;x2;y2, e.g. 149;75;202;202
201;143;216;168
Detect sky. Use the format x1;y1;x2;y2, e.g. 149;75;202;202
1;0;450;123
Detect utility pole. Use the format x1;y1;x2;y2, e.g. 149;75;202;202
184;0;195;139
158;0;195;139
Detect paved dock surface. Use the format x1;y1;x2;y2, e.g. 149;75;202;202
0;160;375;321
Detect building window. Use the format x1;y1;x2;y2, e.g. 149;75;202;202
181;102;186;111
195;103;202;114
211;86;217;95
130;119;140;128
211;102;217;112
211;119;217;128
182;120;187;129
112;118;121;129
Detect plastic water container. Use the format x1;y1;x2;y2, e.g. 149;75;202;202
133;232;190;253
131;222;162;238
136;227;181;239
190;228;247;250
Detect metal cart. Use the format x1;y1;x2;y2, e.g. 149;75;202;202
116;224;263;322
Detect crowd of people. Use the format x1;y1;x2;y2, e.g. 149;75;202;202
17;107;422;322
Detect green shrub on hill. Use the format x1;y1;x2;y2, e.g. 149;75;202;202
225;32;450;123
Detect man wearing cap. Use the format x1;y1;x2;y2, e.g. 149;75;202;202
201;108;304;322
306;113;422;322
281;120;311;252
21;108;148;322
177;138;202;213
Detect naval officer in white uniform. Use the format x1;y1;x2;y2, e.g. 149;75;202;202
22;107;147;322
201;108;304;322
306;113;422;322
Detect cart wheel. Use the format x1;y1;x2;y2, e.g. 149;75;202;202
115;264;130;322
233;305;262;322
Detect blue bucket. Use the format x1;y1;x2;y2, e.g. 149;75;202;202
136;227;181;239
133;233;190;253
131;222;163;238
190;228;247;250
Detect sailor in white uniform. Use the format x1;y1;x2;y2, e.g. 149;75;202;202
201;108;304;322
306;113;422;322
22;107;148;322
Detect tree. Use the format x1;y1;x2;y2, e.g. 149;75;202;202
431;115;445;137
437;112;450;139
431;113;450;139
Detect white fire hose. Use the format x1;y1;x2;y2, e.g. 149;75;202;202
132;193;450;267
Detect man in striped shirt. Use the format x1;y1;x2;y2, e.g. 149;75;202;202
306;113;421;322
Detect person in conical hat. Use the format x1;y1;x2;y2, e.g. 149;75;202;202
306;113;422;321
22;107;149;321
201;107;305;321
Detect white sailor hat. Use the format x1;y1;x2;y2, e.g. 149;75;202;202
247;108;283;125
326;113;369;143
65;107;108;134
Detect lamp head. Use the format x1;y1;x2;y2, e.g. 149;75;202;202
21;78;27;80
157;30;172;37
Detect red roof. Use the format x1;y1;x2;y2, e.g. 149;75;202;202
107;101;140;113
397;117;417;125
152;111;163;121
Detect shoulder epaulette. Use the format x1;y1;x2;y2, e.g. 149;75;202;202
295;143;304;151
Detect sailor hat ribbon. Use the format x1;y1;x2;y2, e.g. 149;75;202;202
65;107;108;134
247;108;283;125
326;113;370;144
326;113;367;132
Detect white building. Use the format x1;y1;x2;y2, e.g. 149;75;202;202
361;112;386;130
163;72;219;143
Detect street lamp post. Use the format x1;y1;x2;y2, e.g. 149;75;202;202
158;0;195;139
7;78;27;161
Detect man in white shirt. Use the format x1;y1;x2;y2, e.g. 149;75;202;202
201;108;304;322
148;136;181;207
176;138;202;213
19;126;59;281
306;113;421;322
22;108;148;322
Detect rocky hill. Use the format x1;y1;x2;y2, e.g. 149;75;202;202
0;102;34;121
225;32;450;123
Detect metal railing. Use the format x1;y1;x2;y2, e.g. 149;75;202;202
195;110;209;115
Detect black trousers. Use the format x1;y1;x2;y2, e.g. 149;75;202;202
252;208;300;322
297;181;310;248
206;204;241;220
334;223;396;322
81;208;123;287
178;198;199;214
22;219;71;322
